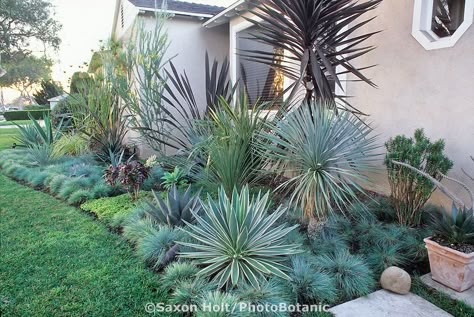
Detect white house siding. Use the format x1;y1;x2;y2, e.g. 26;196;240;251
345;0;474;206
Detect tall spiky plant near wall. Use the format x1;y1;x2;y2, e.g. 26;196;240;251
242;0;382;113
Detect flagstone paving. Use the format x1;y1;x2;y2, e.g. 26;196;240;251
329;290;453;317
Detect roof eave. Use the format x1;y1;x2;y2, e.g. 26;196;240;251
136;6;216;19
203;0;250;28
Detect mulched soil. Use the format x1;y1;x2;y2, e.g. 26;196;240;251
431;236;474;254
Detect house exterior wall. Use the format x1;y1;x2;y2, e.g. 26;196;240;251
227;3;473;207
122;15;229;158
346;0;474;206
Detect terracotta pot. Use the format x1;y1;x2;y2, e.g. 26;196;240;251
424;237;474;292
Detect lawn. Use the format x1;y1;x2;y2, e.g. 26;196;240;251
0;128;20;150
0;174;169;317
0;120;31;127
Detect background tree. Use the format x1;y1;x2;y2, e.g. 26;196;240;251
0;54;52;101
33;79;63;105
0;0;61;58
69;72;93;95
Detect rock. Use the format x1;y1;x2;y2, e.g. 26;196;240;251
380;266;411;295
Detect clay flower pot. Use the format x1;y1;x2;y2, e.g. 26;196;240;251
424;237;474;292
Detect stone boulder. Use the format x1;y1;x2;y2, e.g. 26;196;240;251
380;266;411;295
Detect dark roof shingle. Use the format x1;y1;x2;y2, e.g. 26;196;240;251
129;0;225;15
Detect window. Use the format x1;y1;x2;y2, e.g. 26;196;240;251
431;0;465;37
412;0;473;50
120;4;125;29
236;26;284;105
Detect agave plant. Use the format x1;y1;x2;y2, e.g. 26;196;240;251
260;102;379;228
143;185;202;227
430;204;474;245
178;186;301;289
15;112;63;147
241;0;381;111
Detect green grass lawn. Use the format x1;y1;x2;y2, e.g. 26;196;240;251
0;128;20;150
0;120;31;127
0;174;169;316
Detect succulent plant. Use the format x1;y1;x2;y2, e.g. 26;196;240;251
430;204;474;245
144;185;202;227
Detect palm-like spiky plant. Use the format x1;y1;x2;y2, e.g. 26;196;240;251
260;102;379;227
242;0;382;112
178;185;301;289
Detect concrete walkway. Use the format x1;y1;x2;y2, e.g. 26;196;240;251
421;274;474;308
329;290;453;317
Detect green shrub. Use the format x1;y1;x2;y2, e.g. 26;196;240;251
384;129;453;226
55;133;89;156
260;103;379;229
179;186;301;288
4;110;50;121
313;249;375;300
81;192;147;227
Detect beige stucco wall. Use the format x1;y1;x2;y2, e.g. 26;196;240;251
123;15;229;158
346;0;474;207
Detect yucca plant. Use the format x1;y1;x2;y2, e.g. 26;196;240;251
430;205;474;245
143;185;202;227
241;0;381;111
260;102;379;230
178;185;301;289
194;96;271;196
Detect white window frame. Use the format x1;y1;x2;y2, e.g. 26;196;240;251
412;0;474;50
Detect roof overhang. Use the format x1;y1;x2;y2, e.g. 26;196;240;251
203;0;253;28
137;6;214;19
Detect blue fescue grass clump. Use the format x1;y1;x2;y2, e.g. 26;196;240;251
313;249;375;300
0;149;113;204
287;256;337;304
68;189;92;205
29;172;50;187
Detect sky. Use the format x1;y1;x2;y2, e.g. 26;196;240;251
4;0;236;103
50;0;235;87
